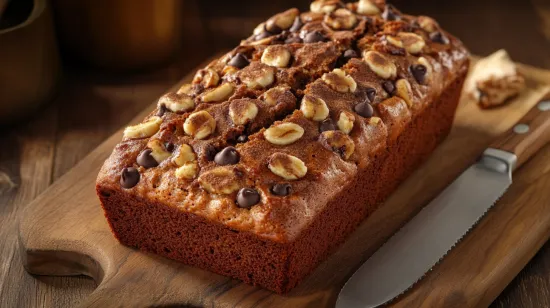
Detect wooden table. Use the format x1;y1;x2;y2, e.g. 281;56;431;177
1;0;550;306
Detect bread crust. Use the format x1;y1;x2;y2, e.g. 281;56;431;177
96;1;469;293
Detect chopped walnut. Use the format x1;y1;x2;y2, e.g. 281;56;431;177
264;122;304;145
183;111;216;140
363;50;397;79
268;153;307;180
239;62;276;89
123;116;162;140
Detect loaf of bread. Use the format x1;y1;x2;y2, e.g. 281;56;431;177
96;0;469;293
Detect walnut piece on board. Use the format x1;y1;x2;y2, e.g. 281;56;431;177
465;49;526;108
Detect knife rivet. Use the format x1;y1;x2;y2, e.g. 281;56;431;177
513;124;529;134
538;100;550;111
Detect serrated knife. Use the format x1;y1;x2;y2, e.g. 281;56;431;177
336;98;550;308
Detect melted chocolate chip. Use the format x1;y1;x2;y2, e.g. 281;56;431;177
120;167;140;188
319;118;337;132
383;80;396;95
411;64;427;84
237;188;261;208
289;16;303;32
165;142;175;152
285;36;303;44
214;146;240;165
204;145;217;161
430;31;449;44
382;4;401;21
304;31;327;43
366;87;377;103
157;104;168;117
137;149;158;168
236;135;248;143
354;102;374;118
270;183;291;196
228;53;250;69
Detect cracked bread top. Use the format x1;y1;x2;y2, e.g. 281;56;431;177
97;0;469;242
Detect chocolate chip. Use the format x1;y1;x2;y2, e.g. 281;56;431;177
265;20;282;34
165;142;175;152
382;4;401;21
285;36;303;44
236;135;248;143
228;53;250;69
382;80;395;95
366;87;376;103
236;188;261;208
319;118;336;133
289;17;303;32
137;149;158;168
214;146;240;165
343;49;359;60
270;183;291;196
204;144;217;161
157;104;168;117
304;31;327;43
411;64;427;84
354;102;374;118
336;49;358;67
120;167;140;188
430;31;449;44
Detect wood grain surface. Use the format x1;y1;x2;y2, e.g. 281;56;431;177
14;61;550;308
2;1;550;307
0;51;212;308
490;97;550;170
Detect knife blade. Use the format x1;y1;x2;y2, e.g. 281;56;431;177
336;98;550;308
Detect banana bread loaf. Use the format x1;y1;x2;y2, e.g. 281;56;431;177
96;0;469;294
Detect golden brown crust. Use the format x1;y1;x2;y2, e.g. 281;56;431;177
97;0;469;254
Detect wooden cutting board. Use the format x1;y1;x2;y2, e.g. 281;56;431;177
19;60;550;308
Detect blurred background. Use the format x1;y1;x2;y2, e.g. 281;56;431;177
1;0;549;126
1;0;549;307
1;0;549;125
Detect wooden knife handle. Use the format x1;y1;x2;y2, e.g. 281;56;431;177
490;97;550;170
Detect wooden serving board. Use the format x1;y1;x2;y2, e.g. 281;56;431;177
19;60;550;308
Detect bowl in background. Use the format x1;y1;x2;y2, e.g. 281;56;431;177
0;0;61;124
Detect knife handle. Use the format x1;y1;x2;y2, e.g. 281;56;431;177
490;96;550;171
